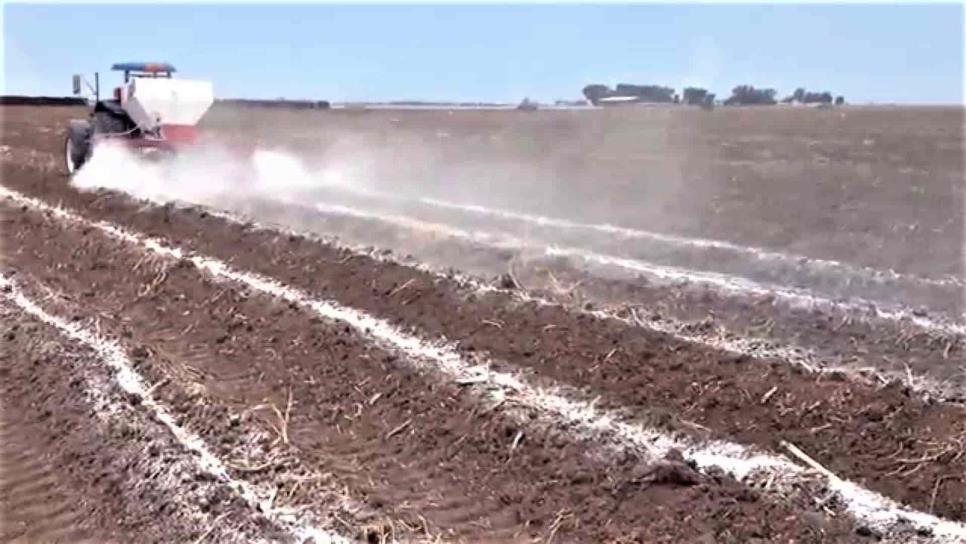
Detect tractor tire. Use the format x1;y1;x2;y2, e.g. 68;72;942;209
65;119;92;175
93;111;128;135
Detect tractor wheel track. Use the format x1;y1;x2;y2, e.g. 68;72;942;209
0;403;104;544
0;300;269;543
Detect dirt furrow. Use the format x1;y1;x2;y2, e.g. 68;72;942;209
0;402;103;543
0;196;869;542
3;171;965;524
10;172;966;522
217;193;965;395
0;297;277;543
235;187;965;318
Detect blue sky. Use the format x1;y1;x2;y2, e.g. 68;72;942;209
3;3;963;104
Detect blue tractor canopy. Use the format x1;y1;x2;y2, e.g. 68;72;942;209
111;62;176;81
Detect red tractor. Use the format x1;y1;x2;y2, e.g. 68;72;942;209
66;62;214;174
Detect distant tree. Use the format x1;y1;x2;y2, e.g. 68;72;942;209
799;91;833;104
835;95;845;105
517;97;538;111
581;82;682;105
614;83;676;103
724;85;777;106
700;93;716;110
782;87;840;105
683;87;709;105
782;87;805;103
582;84;611;105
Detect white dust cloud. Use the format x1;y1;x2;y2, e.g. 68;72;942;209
69;142;350;205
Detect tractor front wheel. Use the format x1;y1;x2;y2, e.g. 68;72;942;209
65;119;92;175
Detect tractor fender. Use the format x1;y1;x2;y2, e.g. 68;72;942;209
68;118;93;138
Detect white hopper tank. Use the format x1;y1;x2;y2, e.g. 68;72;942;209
122;77;214;131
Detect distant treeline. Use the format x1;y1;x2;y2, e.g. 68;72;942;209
0;96;86;106
583;84;676;104
216;98;331;110
385;100;508;107
582;84;844;107
781;88;844;105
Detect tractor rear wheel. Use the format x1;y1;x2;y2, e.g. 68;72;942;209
93;111;128;135
65;120;92;175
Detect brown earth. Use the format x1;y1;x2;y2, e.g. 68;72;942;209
6;103;962;388
1;196;867;542
0;294;276;543
210;193;966;396
7;172;965;523
4;104;963;278
201;103;964;279
2;103;965;542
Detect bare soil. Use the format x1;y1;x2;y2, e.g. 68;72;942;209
202;104;964;279
0;296;272;543
2;103;964;542
1;193;865;542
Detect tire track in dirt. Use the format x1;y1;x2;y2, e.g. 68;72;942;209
1;192;877;541
0;406;101;543
9;180;963;524
0;273;360;544
0;297;276;543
